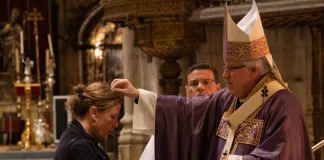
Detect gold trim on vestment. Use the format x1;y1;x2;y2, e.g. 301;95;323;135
217;73;281;158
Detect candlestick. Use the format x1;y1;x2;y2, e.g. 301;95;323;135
46;49;49;74
47;34;54;58
15;48;20;73
20;31;24;54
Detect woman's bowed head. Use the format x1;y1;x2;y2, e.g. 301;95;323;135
66;82;122;141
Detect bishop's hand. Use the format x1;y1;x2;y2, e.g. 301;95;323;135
111;79;139;99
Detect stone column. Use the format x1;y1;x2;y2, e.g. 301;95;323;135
310;25;323;160
118;28;160;160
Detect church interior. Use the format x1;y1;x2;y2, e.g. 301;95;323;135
0;0;324;159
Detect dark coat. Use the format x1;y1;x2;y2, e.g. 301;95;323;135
55;120;110;160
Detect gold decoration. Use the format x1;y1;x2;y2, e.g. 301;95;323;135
102;0;202;95
103;1;195;18
14;83;43;150
14;7;53;150
27;8;44;84
216;113;263;147
131;17;202;59
102;0;202;60
216;73;277;155
225;36;270;61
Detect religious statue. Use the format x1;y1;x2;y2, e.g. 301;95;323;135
23;57;34;83
0;8;22;72
46;58;56;78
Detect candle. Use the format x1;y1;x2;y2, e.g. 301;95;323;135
20;31;24;54
15;48;20;73
46;49;49;74
47;34;54;58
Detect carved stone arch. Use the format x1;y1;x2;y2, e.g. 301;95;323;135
77;2;123;85
77;3;103;45
76;3;103;84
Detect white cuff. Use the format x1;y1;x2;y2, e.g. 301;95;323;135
228;155;242;160
132;89;157;135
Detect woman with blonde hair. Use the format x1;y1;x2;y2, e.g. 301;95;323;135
55;82;122;160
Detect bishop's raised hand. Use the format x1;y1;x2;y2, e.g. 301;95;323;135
111;79;139;99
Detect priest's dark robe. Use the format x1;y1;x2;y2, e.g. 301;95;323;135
154;88;312;160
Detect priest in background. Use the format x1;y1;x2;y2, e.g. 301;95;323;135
140;62;221;160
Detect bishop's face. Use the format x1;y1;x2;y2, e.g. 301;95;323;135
222;59;258;99
185;69;221;98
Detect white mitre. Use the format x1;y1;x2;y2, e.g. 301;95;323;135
223;0;288;89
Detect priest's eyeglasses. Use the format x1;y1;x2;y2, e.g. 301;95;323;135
187;79;215;88
223;65;246;73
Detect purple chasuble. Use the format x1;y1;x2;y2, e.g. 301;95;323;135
154;88;313;160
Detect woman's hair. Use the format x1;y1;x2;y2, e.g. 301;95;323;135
65;82;122;118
